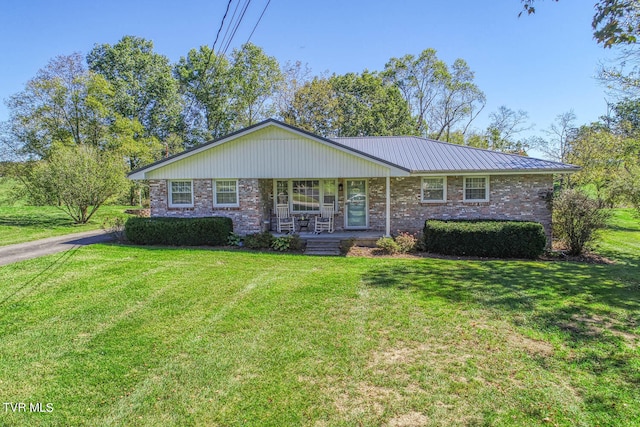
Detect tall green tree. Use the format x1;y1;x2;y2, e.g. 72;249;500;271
567;123;626;205
4;52;162;170
87;35;183;151
485;106;532;154
382;49;448;135
383;49;485;141
282;77;341;136
331;71;417;137
429;58;486;142
5;53;113;159
175;45;233;145
284;71;417;137
229;43;282;128
275;60;313;123
533;111;577;163
561;101;639;211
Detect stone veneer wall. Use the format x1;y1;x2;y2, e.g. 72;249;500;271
368;175;554;240
148;179;265;235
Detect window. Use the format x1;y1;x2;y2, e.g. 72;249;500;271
292;180;320;212
169;180;193;207
276;180;289;205
464;176;489;202
214;180;238;207
421;177;446;202
274;179;337;212
322;179;337;206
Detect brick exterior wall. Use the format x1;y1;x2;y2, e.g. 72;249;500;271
148;179;265;235
149;174;553;240
368;175;554;240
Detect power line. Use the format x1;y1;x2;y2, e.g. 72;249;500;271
212;0;234;52
245;0;271;45
217;0;243;56
220;0;253;56
182;0;273;145
182;0;234;141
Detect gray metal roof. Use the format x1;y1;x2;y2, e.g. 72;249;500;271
331;136;579;173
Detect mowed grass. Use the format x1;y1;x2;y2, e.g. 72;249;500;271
0;177;135;246
0;210;638;426
0;205;133;246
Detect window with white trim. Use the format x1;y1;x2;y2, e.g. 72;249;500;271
169;180;193;207
464;176;489;202
322;179;337;206
274;179;337;212
276;180;289;205
421;177;446;202
214;180;238;207
292;180;320;212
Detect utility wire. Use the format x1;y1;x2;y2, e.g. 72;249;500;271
182;0;234;143
220;0;253;56
245;0;271;45
212;0;234;53
182;0;272;146
217;0;243;56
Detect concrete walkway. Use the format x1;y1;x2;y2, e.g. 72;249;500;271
0;230;114;267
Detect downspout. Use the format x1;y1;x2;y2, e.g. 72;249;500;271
385;174;391;237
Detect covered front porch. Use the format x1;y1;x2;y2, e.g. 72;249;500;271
262;177;393;237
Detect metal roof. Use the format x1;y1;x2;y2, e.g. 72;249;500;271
331;136;579;173
128;119;579;178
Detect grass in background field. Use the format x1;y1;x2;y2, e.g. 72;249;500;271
0;205;133;246
0;177;135;246
598;208;640;264
0;211;638;426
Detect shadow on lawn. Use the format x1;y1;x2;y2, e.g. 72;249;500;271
363;258;640;419
363;258;640;378
0;213;76;228
0;247;80;313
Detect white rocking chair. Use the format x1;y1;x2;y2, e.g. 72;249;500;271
314;203;335;234
276;204;295;233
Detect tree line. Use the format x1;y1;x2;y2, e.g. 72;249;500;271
0;0;638;223
0;35;505;165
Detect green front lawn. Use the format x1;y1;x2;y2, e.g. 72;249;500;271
0;210;638;426
0;205;133;246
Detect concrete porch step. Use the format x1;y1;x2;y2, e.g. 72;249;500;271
305;250;341;256
304;239;342;256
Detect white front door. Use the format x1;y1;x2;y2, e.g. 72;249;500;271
345;179;368;229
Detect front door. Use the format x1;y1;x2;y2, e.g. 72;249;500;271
345;179;368;229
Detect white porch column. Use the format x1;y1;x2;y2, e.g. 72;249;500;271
385;174;391;237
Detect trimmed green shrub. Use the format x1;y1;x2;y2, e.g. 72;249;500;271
394;232;418;253
125;217;233;246
423;219;546;259
376;237;400;255
243;231;274;249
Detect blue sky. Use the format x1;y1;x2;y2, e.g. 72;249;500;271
0;0;616;145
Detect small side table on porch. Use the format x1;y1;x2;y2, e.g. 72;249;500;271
297;218;310;232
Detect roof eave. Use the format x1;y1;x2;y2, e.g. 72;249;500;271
410;167;580;175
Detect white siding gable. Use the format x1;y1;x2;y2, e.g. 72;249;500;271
141;125;407;179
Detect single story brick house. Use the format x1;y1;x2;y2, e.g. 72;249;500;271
128;119;578;239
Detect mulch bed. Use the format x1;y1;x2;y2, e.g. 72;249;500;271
345;245;615;264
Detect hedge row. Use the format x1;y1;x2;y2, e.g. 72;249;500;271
125;217;233;246
423;219;546;259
